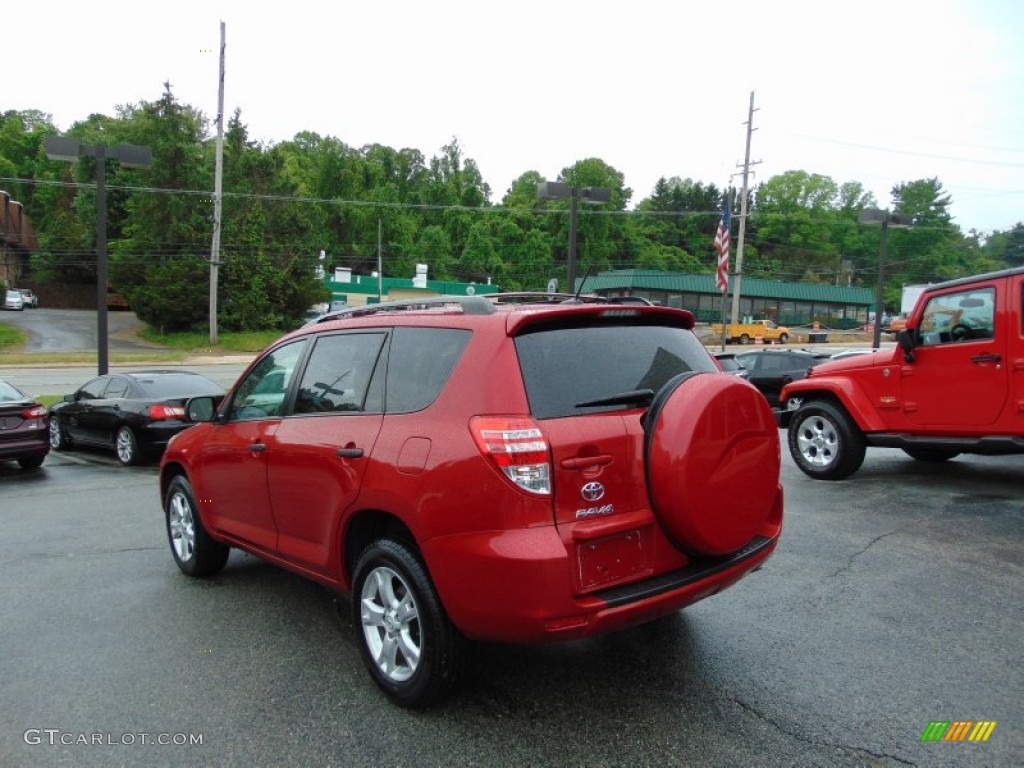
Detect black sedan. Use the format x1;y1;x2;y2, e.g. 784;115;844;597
48;371;224;466
732;349;831;407
0;379;49;470
713;352;751;379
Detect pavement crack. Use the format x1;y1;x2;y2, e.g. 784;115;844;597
728;696;917;766
828;526;907;579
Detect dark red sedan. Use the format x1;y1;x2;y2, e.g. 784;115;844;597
0;379;49;470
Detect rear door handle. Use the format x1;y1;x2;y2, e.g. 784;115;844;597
337;447;364;458
248;443;266;453
560;454;612;470
971;354;1002;364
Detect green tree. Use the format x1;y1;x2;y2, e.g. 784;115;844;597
984;222;1024;267
751;171;846;281
105;84;211;328
533;158;630;282
633;177;722;274
416;225;453;280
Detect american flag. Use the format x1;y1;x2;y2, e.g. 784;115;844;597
714;200;731;292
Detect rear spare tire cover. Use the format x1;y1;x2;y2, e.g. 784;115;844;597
645;372;779;556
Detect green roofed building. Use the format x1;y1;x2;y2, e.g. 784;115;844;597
575;270;875;329
325;266;501;309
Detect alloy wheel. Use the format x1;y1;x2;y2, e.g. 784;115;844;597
794;413;839;469
360;566;421;684
116;427;136;465
168;491;196;563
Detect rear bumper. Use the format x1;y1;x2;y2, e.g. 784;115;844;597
0;434;50;461
423;524;779;644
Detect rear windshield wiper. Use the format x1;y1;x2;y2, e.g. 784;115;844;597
574;389;655;409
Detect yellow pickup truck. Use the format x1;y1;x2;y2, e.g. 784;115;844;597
709;319;790;345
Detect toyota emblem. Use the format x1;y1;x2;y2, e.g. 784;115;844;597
580;482;605;502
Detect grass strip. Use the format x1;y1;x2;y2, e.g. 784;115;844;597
140;328;281;354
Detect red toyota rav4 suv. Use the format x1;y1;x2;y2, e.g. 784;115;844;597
160;295;783;707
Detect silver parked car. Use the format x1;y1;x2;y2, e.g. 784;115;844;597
4;290;25;311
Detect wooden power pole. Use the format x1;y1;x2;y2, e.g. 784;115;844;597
209;21;226;345
730;91;760;325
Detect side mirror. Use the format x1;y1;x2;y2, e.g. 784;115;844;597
185;395;219;422
896;328;916;363
64;393;76;403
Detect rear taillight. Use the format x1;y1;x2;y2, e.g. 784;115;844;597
470;416;552;495
149;404;186;420
22;405;47;419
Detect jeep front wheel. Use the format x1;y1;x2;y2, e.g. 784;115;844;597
788;400;866;480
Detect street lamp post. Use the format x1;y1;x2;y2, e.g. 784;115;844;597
537;182;610;291
858;208;914;350
45;137;151;375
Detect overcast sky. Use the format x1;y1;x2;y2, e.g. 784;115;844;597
5;0;1023;234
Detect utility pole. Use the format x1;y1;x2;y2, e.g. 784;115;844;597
209;21;226;345
377;218;383;302
730;91;760;325
94;144;108;374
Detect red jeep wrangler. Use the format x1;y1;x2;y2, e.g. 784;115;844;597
160;294;783;707
778;267;1024;480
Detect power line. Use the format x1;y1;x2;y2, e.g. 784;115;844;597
781;133;1024;169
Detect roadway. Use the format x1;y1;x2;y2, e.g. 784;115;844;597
0;446;1019;766
0;308;251;393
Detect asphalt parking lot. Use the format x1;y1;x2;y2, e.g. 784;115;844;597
0;442;1020;767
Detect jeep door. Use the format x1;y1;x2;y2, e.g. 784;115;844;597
902;284;1006;427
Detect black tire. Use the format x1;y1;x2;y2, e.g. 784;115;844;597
778;333;789;344
352;538;465;709
164;475;229;577
739;333;750;345
788;400;866;480
18;455;45;470
902;447;960;463
49;415;71;450
115;425;141;466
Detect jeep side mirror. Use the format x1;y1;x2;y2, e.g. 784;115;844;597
896;328;916;363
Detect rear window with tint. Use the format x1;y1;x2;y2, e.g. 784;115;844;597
0;381;28;402
135;375;223;398
515;322;717;419
385;327;471;413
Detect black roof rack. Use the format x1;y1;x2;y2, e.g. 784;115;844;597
308;292;656;325
487;292;654;306
311;295;496;323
